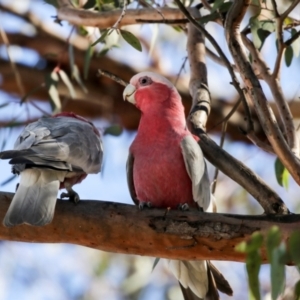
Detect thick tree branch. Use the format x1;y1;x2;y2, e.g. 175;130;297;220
186;10;210;130
225;0;300;185
57;5;188;28
0;192;298;262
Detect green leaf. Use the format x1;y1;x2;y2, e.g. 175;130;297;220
198;12;219;25
78;26;89;37
58;69;76;99
44;0;58;7
83;0;97;9
261;20;275;33
289;231;300;265
72;65;88;93
246;250;261;300
250;17;262;49
212;0;224;12
250;18;274;50
91;29;110;46
45;71;61;114
295;280;300;300
236;232;263;253
84;45;94;80
274;158;289;189
120;30;142;52
152;257;160;272
285;45;293;67
104;124;123;136
270;243;286;300
219;2;232;12
68;44;75;74
291;29;300;57
266;226;281;260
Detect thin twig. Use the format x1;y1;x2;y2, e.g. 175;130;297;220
271;0;285;79
0;24;25;96
97;69;128;86
112;0;127;29
285;30;300;46
174;56;188;87
209;98;242;132
211;121;227;195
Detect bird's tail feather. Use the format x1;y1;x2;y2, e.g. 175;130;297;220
3;169;61;227
166;259;232;300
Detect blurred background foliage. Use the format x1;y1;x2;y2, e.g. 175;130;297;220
0;0;300;299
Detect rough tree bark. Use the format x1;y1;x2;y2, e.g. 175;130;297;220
0;192;299;263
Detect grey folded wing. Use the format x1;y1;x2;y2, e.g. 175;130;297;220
126;151;139;205
180;135;211;211
0;116;103;174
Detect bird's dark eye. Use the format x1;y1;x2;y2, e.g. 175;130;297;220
139;76;152;86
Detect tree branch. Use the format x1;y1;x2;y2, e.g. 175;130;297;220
56;5;188;28
225;0;300;185
241;33;299;156
0;192;299;263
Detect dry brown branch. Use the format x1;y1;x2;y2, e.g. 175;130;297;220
225;0;300;185
186;10;210;130
0;192;299;262
241;34;298;156
56;5;188;28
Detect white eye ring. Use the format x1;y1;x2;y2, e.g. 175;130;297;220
139;76;152;86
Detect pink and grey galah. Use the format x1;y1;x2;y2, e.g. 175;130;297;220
123;72;233;300
0;112;103;227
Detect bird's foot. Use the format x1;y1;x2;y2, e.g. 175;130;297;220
177;203;189;211
139;201;152;210
60;189;80;204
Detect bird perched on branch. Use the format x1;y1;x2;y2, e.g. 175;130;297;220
0;112;103;227
123;72;232;300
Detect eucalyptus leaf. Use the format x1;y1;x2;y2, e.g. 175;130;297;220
104;124;123;136
291;29;300;57
152;257;160;272
274;158;289;189
120;30;142;52
58;69;76;99
289;231;300;265
45;71;61;114
84;45;94;80
246;251;261;300
91;29;110;46
285;45;293;67
270;243;286;300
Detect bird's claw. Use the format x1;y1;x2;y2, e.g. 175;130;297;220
139;201;152;210
60;190;80;204
178;203;189;211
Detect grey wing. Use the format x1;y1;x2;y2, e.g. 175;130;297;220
180;135;211;212
126;151;139;205
1;116;103;174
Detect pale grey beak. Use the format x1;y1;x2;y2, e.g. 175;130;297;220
123;84;136;104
